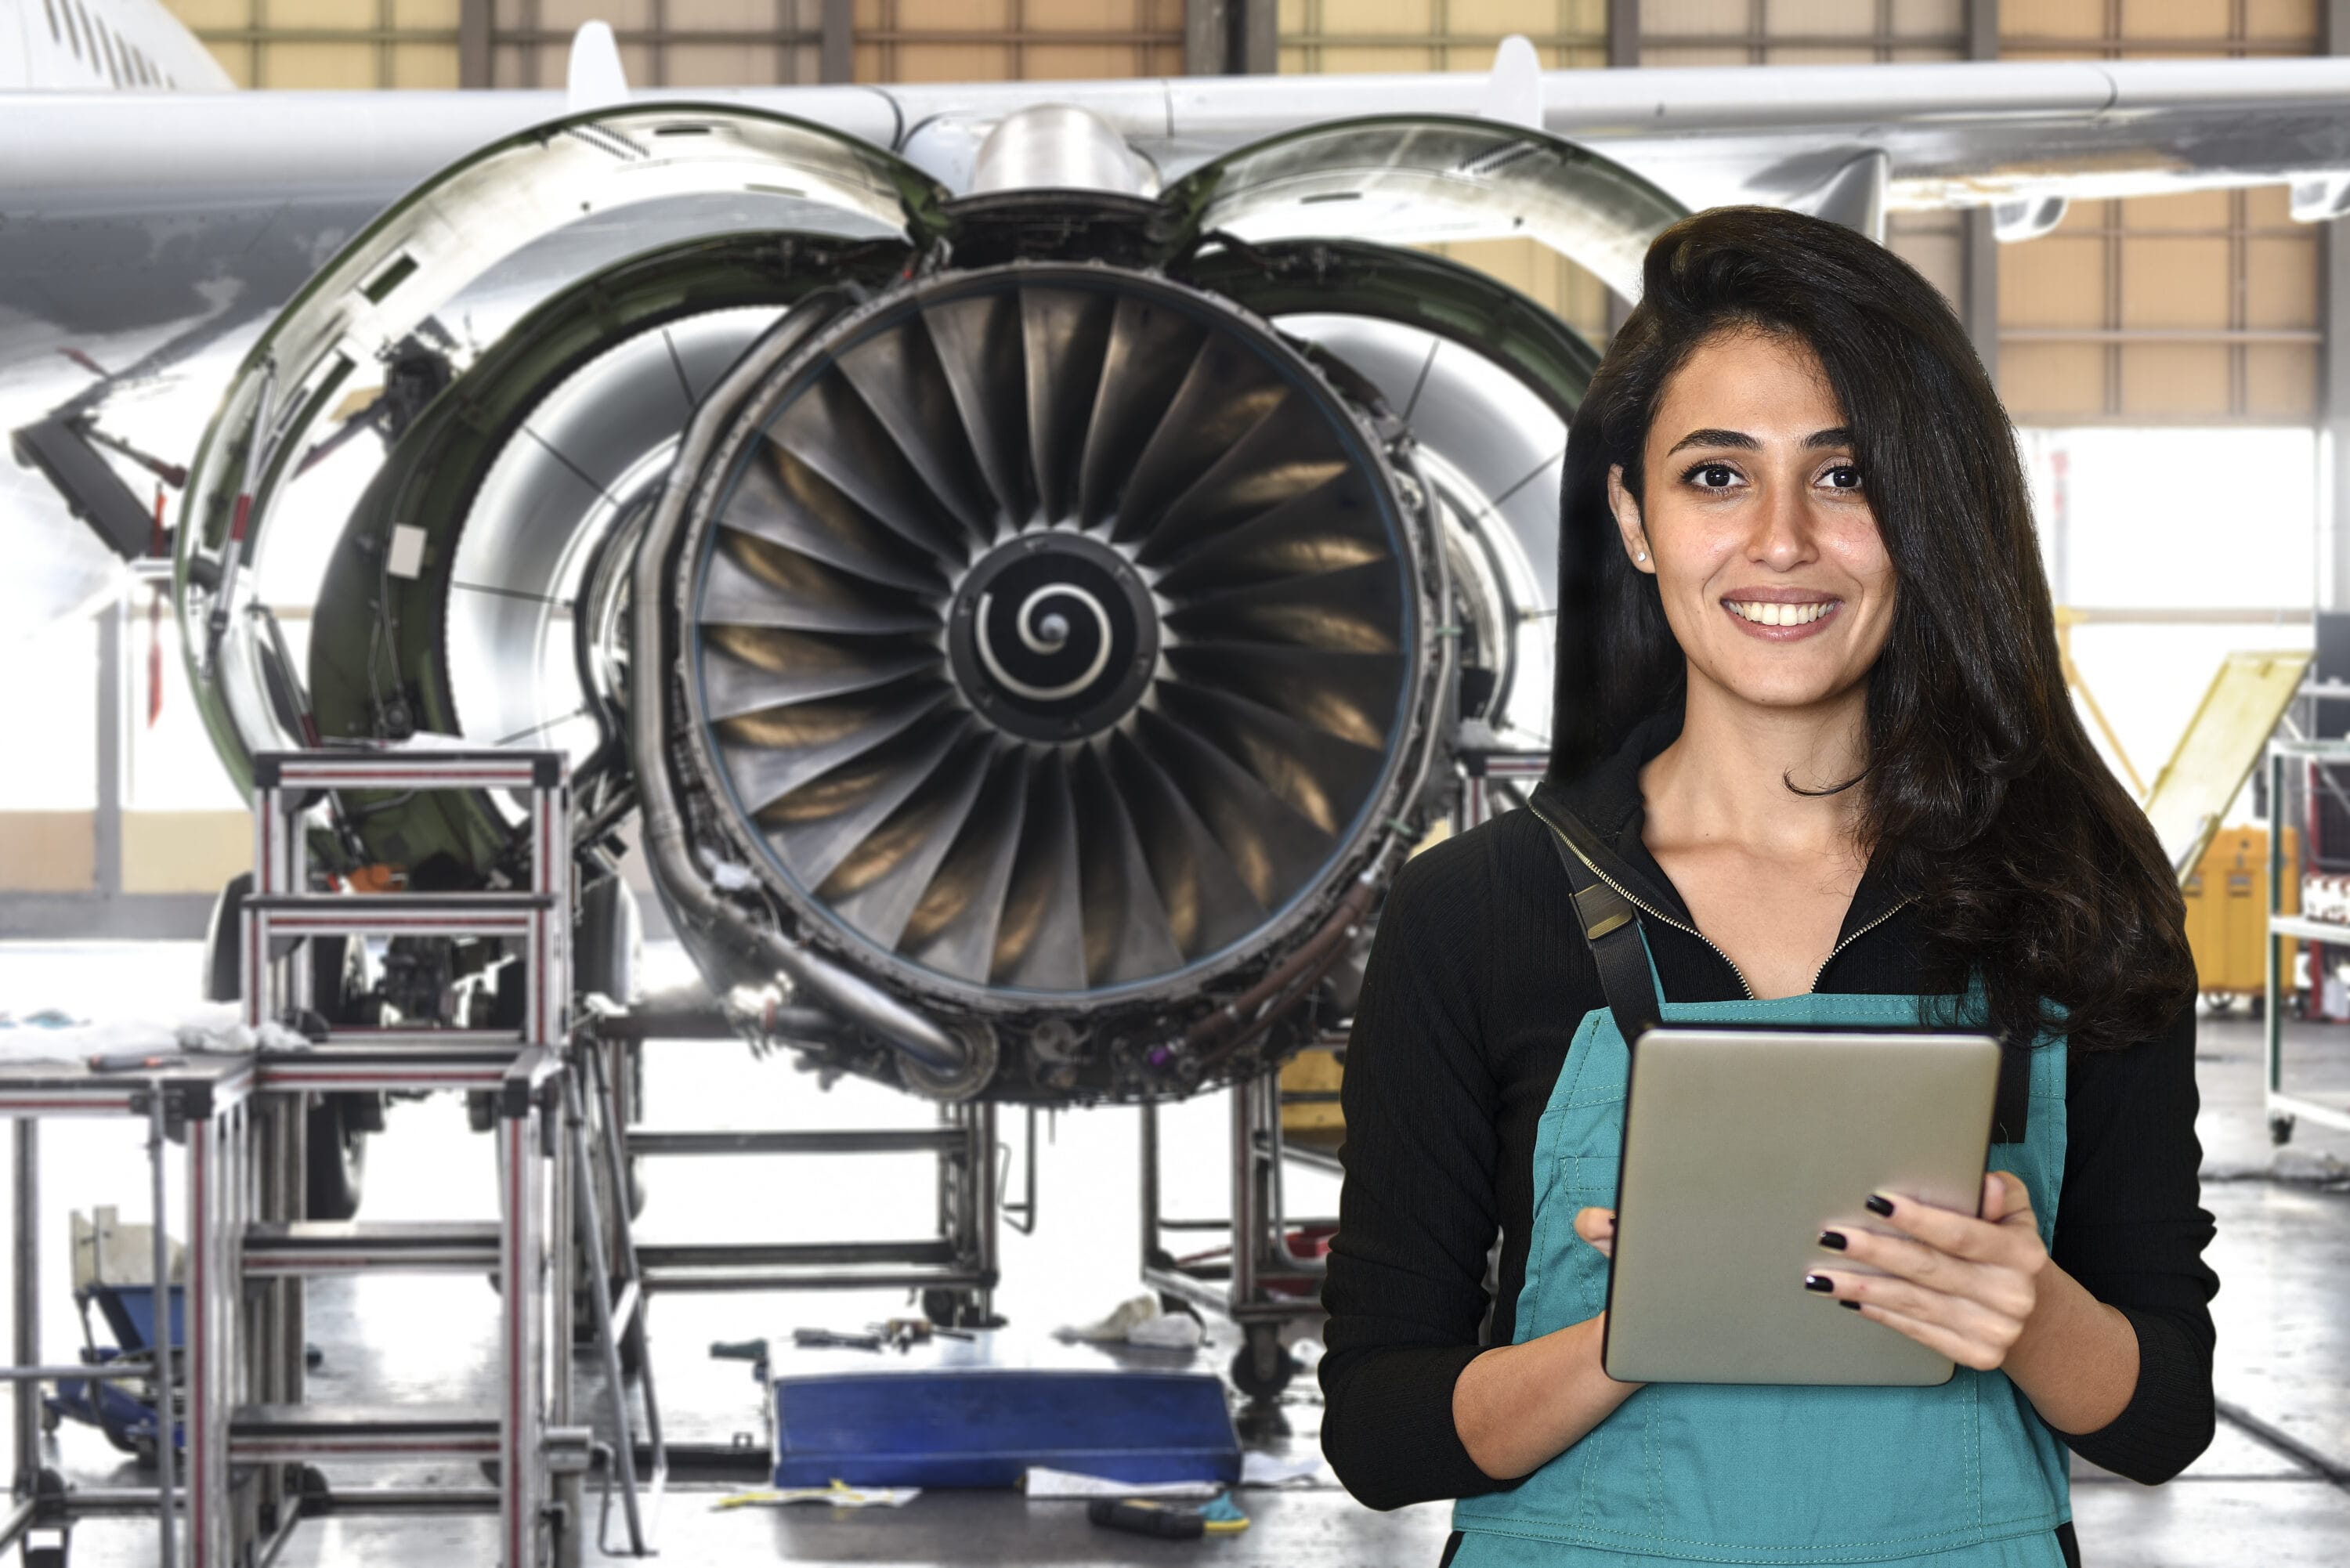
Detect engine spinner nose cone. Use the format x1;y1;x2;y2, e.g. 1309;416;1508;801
950;531;1158;742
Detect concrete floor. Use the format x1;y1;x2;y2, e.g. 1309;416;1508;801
2;941;2346;1566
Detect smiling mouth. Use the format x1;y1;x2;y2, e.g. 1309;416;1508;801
1725;599;1839;627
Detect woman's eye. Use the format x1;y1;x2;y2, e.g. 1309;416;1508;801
1690;463;1739;490
1823;464;1863;491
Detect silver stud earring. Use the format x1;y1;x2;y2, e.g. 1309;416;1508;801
1636;550;1647;562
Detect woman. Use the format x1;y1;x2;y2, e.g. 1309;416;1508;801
1318;206;2215;1568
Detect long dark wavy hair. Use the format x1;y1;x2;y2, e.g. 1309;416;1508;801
1548;205;2193;1053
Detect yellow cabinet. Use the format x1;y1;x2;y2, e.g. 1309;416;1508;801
2183;826;2297;999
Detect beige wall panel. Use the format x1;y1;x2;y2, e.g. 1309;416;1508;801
1888;214;1962;314
1449;0;1604;38
2117;342;2231;416
1640;45;1752;63
1999;236;2109;327
1888;44;1962;58
617;41;659;81
2245;0;2319;41
2243;345;2318;419
392;42;461;87
121;813;250;896
262;43;378;87
170;0;249;27
1766;0;1878;31
1315;0;1439;36
1889;0;1963;33
1279;43;1314;67
270;0;365;27
542;0;656;28
2122;189;2230;229
492;41;531;84
2120;237;2231;329
1644;0;1748;29
2000;344;2106;419
877;42;1014;78
1023;43;1156;75
2245;184;2294;227
2005;0;2106;42
0;815;96;894
1281;0;1307;29
1310;44;1441;68
1763;45;1876;61
2245;239;2319;330
1028;0;1177;28
897;0;1014;29
395;0;461;25
667;42;765;84
670;0;786;24
2121;0;2236;37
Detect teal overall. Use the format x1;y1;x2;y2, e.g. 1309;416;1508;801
1449;956;2073;1567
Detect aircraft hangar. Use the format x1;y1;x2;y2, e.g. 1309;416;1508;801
0;0;2346;1564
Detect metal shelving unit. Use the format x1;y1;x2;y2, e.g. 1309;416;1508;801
2264;737;2350;1144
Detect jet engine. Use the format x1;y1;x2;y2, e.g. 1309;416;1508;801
173;103;1681;1102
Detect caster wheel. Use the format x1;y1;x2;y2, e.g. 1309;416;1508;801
1231;1328;1296;1402
2269;1112;2297;1147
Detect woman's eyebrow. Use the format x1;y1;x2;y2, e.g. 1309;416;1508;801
1804;426;1854;449
1665;427;1756;454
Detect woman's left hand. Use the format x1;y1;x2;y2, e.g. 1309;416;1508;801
1807;1171;2046;1371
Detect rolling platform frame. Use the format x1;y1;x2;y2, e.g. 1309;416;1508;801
195;748;660;1567
1141;748;1549;1401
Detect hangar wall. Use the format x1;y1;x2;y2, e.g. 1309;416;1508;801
2;0;2330;927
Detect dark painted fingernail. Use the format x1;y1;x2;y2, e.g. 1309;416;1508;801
1803;1274;1835;1293
1840;1300;1862;1312
1817;1230;1848;1251
1864;1194;1896;1217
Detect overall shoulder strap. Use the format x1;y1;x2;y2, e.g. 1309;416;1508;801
1528;786;1665;1053
1991;1039;2033;1144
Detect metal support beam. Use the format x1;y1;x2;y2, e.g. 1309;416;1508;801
1237;0;1275;73
820;0;854;82
1963;1;2000;385
2326;1;2350;609
1184;0;1227;74
458;0;492;88
1607;0;1638;68
95;601;121;903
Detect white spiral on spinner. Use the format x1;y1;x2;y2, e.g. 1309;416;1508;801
975;583;1113;702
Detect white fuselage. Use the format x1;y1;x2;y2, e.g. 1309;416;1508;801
2;0;231;92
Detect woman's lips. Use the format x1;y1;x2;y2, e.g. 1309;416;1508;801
1721;598;1842;641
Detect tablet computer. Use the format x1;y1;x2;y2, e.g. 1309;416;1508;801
1600;1028;2001;1386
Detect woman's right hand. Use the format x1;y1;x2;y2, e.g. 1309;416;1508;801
1453;1208;1640;1480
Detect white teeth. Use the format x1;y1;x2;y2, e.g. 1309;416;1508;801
1729;600;1833;626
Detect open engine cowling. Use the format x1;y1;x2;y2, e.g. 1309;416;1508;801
172;103;1682;1103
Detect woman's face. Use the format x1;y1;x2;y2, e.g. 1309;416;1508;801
1608;327;1896;714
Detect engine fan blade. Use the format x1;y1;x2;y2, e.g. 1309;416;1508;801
922;293;1034;524
1132;706;1333;911
1072;744;1185;986
1164;558;1404;654
761;712;970;889
1076;294;1205;529
698;535;939;637
700;625;941;720
1020;287;1115;525
1163;642;1405;750
1147;470;1390;590
721;437;949;596
1155;681;1386;839
768;370;971;565
1104;727;1266;960
901;746;1030;982
1110;333;1288;546
716;682;952;814
815;731;996;952
837;318;999;544
992;751;1088;990
1140;393;1350;563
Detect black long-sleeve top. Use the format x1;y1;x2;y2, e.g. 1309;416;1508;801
1318;718;2219;1523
